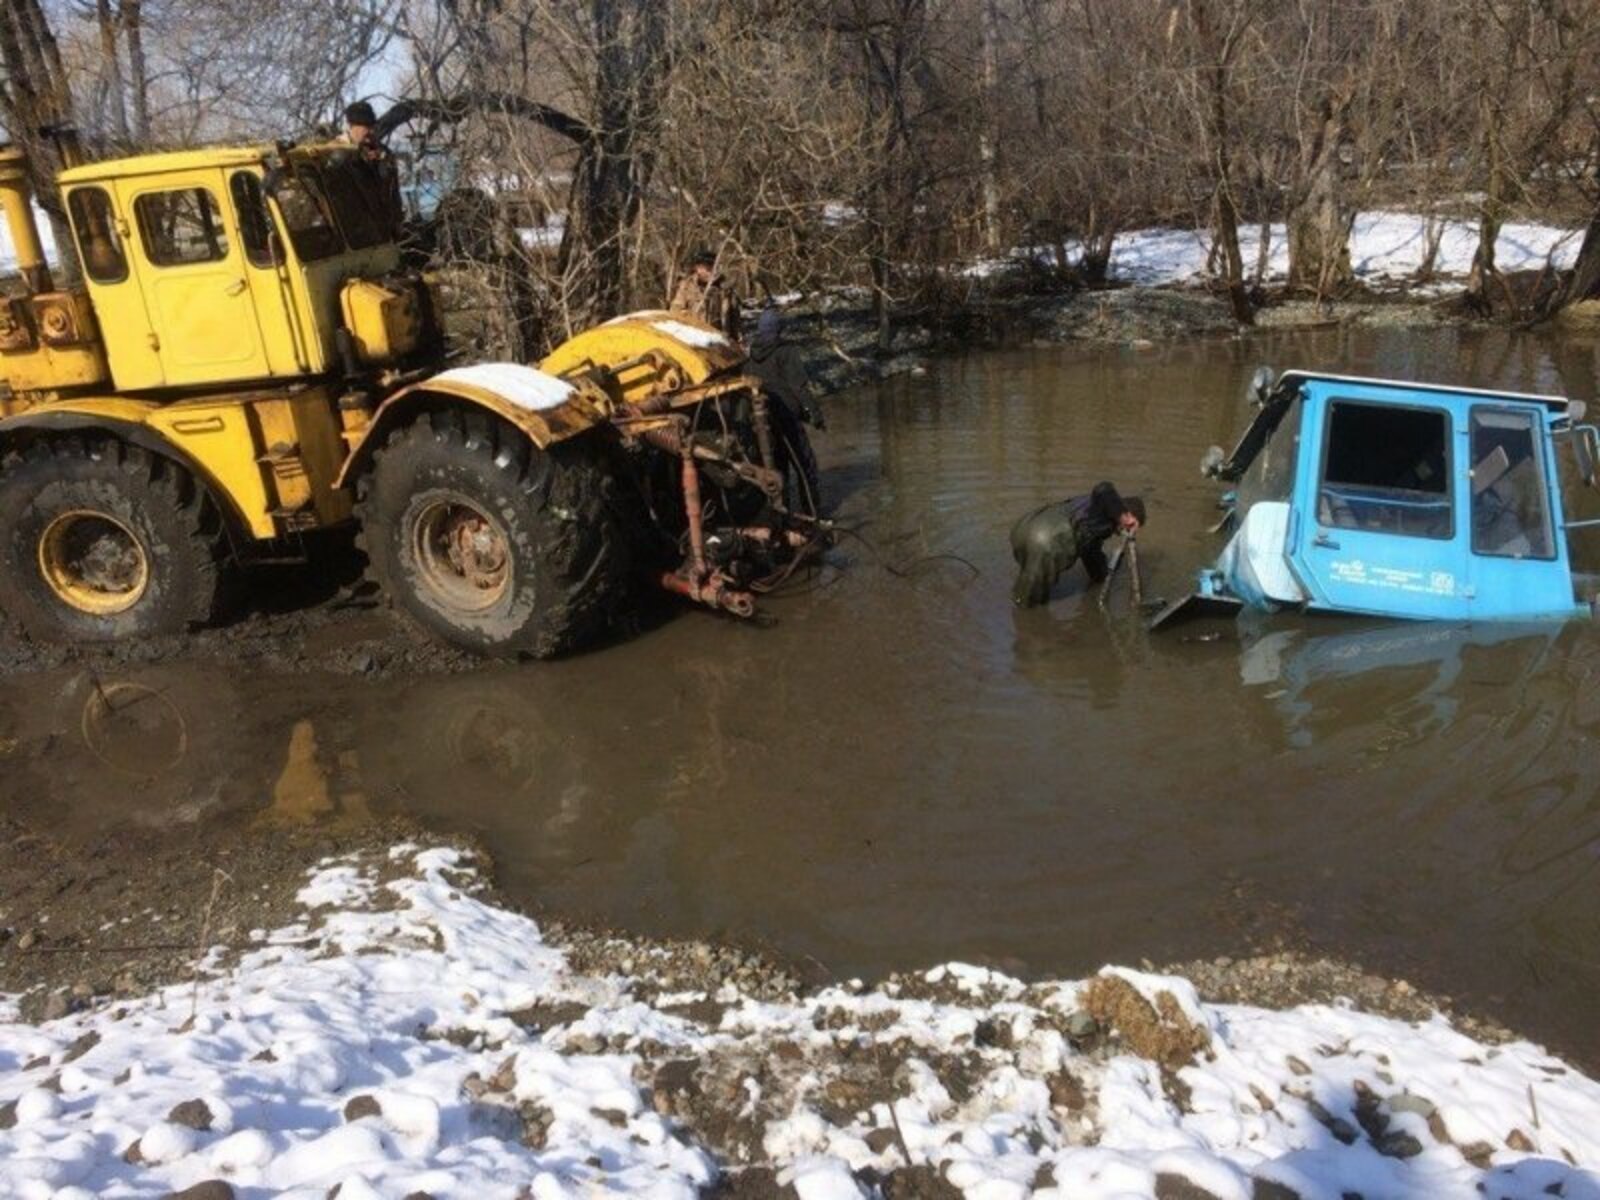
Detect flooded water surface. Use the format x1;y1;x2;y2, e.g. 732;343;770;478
6;324;1600;1062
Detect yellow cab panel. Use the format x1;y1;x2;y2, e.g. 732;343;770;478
114;168;273;386
62;181;165;389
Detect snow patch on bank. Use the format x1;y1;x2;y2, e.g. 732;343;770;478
1;847;1597;1199
967;211;1582;289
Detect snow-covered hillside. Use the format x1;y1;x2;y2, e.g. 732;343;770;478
2;846;1595;1199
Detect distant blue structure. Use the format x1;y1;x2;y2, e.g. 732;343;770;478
1153;369;1600;628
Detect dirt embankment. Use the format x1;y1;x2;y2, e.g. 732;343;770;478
0;800;1520;1069
775;279;1478;396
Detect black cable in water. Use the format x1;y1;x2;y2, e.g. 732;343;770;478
831;525;981;583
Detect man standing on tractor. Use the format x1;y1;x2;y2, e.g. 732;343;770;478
343;100;405;237
1010;482;1145;606
671;248;741;341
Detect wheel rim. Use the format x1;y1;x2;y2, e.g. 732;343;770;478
37;510;150;616
411;494;511;612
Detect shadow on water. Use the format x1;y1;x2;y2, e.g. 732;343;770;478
4;324;1600;1064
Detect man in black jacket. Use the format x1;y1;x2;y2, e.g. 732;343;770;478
747;307;825;429
1010;482;1146;607
343;100;405;238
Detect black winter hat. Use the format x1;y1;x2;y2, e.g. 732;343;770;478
690;247;717;268
1124;496;1147;525
344;100;378;127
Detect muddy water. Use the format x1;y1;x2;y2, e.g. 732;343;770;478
6;325;1600;1062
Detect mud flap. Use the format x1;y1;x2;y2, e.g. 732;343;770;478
1147;592;1244;632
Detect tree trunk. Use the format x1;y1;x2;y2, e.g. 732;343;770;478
554;0;669;328
1466;131;1506;316
1213;186;1253;324
871;234;892;352
977;0;1002;254
1253;216;1272;288
1187;0;1253;325
93;0;129;141
1286;96;1353;298
1079;206;1115;286
1559;201;1600;308
122;0;150;143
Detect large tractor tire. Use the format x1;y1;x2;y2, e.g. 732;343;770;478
0;437;226;642
355;407;632;658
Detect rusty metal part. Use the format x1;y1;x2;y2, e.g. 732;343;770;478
660;568;756;617
1127;538;1143;606
657;432;758;619
734;526;820;550
635;420;784;499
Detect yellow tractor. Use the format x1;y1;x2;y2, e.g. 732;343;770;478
0;139;824;655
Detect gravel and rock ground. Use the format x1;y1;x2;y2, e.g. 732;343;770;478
2;843;1595;1199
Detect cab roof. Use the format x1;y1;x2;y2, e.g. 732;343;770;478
1282;369;1569;413
1214;368;1574;483
58;145;272;185
57;140;354;186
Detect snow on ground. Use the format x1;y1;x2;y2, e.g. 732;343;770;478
966;211;1582;290
2;846;1597;1199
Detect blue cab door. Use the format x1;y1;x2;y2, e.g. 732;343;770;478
1291;382;1473;619
1463;404;1576;618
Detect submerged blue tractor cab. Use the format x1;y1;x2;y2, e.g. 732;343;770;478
1152;369;1600;629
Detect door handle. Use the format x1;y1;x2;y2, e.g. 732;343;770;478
225;279;247;296
1313;532;1340;549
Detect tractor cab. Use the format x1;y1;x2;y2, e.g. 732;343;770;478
2;141;425;406
1153;370;1600;629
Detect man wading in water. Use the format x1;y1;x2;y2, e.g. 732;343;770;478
1011;482;1145;606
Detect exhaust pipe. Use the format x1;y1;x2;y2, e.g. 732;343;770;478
0;145;53;295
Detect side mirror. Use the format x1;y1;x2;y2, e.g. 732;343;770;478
1248;366;1276;408
1576;426;1598;488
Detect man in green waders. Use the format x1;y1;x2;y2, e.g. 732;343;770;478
1011;482;1145;606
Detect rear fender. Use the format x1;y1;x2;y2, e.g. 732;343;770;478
0;401;256;541
337;363;606;488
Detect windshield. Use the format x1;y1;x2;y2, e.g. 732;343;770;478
1237;394;1302;508
266;167;343;262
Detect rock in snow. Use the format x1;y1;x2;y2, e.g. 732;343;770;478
1;846;1597;1199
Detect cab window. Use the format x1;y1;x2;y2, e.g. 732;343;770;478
1239;395;1302;507
265;168;343;262
134;187;230;266
1470;407;1554;560
1318;400;1452;539
229;172;279;268
319;155;388;250
67;187;128;283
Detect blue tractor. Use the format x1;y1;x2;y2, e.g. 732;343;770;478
1152;369;1600;629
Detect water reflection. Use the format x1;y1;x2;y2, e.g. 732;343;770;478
1238;619;1561;747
